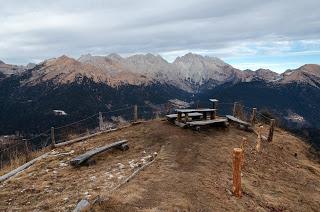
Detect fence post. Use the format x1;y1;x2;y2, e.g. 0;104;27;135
51;127;56;148
155;111;160;119
133;105;138;122
251;108;257;126
233;102;238;117
267;119;275;142
24;139;30;162
0;142;3;169
233;148;243;198
256;126;263;152
240;137;247;168
99;112;103;131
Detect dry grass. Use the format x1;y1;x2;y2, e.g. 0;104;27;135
0;120;319;211
0;147;49;176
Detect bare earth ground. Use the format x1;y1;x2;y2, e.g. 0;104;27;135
0;120;320;211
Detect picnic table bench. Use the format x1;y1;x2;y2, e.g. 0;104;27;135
187;118;228;126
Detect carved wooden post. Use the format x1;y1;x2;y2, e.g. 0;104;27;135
99;112;103;131
251;108;257;126
233;102;238;117
133;105;138;122
233;148;243;197
177;112;182;122
51;127;56;148
267;119;275;142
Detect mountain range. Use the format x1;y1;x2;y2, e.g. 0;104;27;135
0;53;319;147
4;53;319;91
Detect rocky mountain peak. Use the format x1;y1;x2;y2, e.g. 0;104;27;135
0;60;4;64
107;53;123;61
280;64;320;87
254;68;279;81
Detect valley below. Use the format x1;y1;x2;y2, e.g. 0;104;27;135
0;53;320;148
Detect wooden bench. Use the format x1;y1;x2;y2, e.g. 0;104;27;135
187;118;228;126
166;112;202;121
70;140;128;166
186;118;228;130
226;115;252;130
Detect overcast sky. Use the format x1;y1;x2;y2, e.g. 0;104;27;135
0;0;319;72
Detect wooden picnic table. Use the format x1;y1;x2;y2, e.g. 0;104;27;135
175;108;217;123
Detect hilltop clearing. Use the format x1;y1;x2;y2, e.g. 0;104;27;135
0;120;319;211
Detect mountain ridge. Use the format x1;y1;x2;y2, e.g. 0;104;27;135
1;53;319;91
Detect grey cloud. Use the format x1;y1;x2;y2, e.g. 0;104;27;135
0;0;319;64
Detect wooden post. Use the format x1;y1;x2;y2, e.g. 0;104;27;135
233;102;238;117
240;137;247;168
177;112;182;122
133;105;138;122
184;113;189;123
210;111;216;119
233;148;243;197
267;119;275;142
24;139;30;162
256;126;263;152
51;127;56;148
99;112;103;131
155;111;160;119
203;112;207;120
251;108;257;126
211;99;219;110
0;151;2;170
0;142;3;169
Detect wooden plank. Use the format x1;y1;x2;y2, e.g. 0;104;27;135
0;152;49;183
166;112;202;119
187;118;228;126
226;115;251;127
70;140;128;166
175;108;216;113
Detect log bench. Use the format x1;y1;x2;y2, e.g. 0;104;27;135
70;140;128;166
226;115;251;130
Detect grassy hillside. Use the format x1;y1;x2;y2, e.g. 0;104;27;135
1;120;319;211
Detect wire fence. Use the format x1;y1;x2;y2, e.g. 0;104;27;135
0;101;274;171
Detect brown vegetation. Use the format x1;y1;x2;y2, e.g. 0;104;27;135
0;120;319;211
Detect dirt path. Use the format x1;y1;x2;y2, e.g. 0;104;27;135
0;120;319;211
93;121;320;211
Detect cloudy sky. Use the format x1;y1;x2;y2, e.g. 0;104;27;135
0;0;319;72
